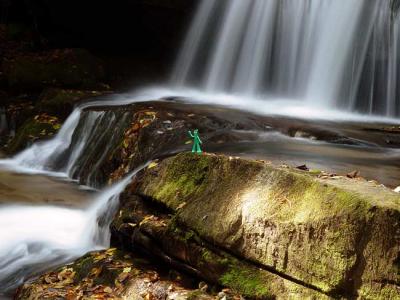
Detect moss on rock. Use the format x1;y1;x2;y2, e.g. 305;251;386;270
111;188;330;299
132;152;400;298
36;88;109;118
220;265;272;299
7;113;61;154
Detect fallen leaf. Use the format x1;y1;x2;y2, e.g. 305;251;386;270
118;272;130;283
147;161;159;169
347;170;360;178
90;267;102;277
106;248;117;255
176;202;186;210
93;253;107;262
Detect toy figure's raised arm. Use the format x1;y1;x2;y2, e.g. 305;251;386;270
188;131;194;138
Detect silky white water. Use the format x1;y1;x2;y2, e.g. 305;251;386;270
173;0;400;117
0;95;151;293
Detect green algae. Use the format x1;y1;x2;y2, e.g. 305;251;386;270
220;264;273;299
132;152;400;297
7;116;61;153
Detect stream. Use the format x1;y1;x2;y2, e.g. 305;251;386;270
0;89;400;297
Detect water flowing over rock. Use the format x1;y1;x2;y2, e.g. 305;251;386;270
173;0;400;117
0;95;399;299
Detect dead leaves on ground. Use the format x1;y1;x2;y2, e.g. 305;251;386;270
20;248;137;300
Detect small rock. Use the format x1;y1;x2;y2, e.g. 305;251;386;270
296;164;309;171
394;186;400;193
217;292;227;299
198;281;208;292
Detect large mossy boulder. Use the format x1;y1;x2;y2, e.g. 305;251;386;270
122;153;400;299
112;193;329;299
3;49;105;90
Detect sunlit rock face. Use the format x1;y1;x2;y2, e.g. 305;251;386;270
126;152;400;298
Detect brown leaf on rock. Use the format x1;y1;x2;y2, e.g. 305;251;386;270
117;272;130;283
347;170;360;178
176;202;187;210
90;267;103;277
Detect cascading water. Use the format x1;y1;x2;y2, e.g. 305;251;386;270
0;175;136;292
0;98;150;294
172;0;400;117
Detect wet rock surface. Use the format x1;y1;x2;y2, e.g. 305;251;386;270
6;113;62;153
37;88;110;119
2;91;109;154
53;100;400;188
0;168;93;207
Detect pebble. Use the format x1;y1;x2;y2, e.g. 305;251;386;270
217;292;227;299
198;281;208;292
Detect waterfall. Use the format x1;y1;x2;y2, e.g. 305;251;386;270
172;0;400;117
0;165;145;292
0;97;151;293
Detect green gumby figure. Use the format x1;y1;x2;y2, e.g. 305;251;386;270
188;129;203;154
